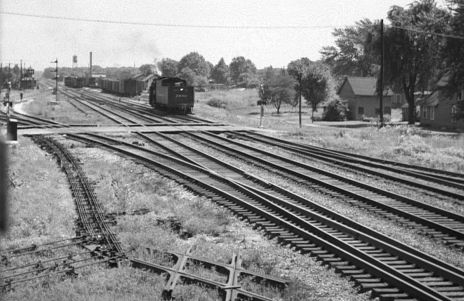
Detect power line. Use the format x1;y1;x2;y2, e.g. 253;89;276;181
0;11;336;29
3;10;464;40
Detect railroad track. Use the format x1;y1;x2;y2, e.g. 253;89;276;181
229;131;464;197
61;87;218;126
65;132;464;301
73;87;215;124
1;135;127;291
34;136;122;254
241;132;464;187
0;237;99;290
175;131;464;248
6;111;68;129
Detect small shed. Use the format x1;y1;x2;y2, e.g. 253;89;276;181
337;77;395;120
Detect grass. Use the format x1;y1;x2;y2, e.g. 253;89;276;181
3;264;167;301
16;87;115;125
193;89;464;173
54;137;371;301
1;136;76;247
235;138;464;214
174;136;464;270
7;86;462;299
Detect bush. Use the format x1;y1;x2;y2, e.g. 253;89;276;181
206;97;227;108
322;99;347;121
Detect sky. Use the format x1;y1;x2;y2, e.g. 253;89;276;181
0;0;440;71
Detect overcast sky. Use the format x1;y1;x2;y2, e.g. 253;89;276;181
1;0;439;71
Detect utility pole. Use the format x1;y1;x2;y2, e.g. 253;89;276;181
20;59;22;90
52;58;58;102
379;19;385;128
89;52;93;78
298;74;302;128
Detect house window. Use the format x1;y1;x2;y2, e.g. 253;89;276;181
430;106;435;121
422;107;426;119
451;105;457;123
358;106;364;115
385;106;391;114
375;108;380;115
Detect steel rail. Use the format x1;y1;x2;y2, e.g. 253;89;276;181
137;131;464;277
245;131;464;182
239;131;464;188
1;256;117;289
232;131;464;196
66;133;464;301
77;88;215;124
182;131;464;246
34;136;123;255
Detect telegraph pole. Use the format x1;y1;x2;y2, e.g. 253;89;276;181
298;74;302;128
379;19;385;128
52;58;58;102
20;59;23;90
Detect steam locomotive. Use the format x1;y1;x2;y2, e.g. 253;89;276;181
148;77;194;114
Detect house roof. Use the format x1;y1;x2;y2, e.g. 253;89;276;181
338;76;393;96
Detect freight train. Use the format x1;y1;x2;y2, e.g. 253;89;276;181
64;76;87;88
98;78;145;97
148;77;194;114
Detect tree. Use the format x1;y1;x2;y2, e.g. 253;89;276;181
177;67;196;86
206;61;214;78
322;98;348;121
288;58;334;122
139;64;156;76
211;58;229;84
320;19;378;77
288;58;335;121
445;0;464;119
158;58;178;77
373;1;451;124
238;72;260;88
300;62;334;122
178;52;210;77
259;66;296;114
229;56;257;86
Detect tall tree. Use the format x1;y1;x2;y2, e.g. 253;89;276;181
158;58;178;77
320;19;378;77
300;62;334;122
445;0;464;119
229;56;257;86
211;58;229;84
177;67;196;86
259;66;296;114
178;52;210;77
376;0;451;124
288;58;334;122
139;64;156;76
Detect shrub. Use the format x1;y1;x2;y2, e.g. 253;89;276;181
322;99;348;121
206;97;227;108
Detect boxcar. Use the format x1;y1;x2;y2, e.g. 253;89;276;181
64;76;86;88
149;77;194;114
